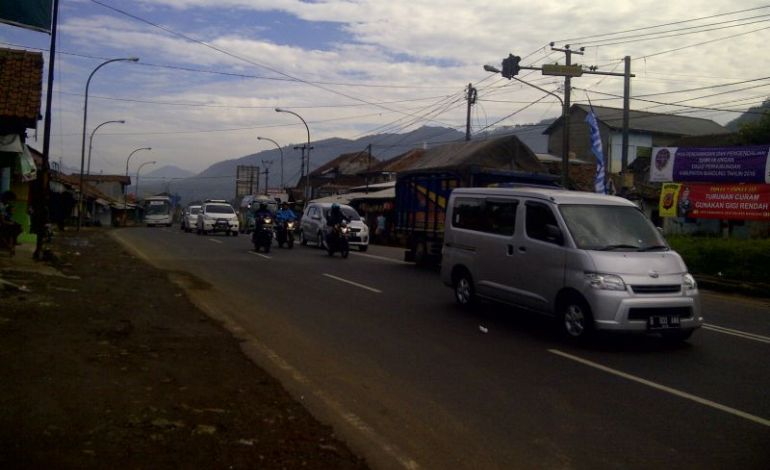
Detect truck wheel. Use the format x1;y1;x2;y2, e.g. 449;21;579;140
359;245;368;252
453;270;476;308
413;240;428;265
233;231;238;237
558;296;594;341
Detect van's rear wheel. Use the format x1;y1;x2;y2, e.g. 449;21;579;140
559;296;594;340
453;271;476;308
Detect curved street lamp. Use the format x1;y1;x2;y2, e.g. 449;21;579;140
135;160;157;204
483;64;568;188
87;119;125;176
275;108;311;200
77;56;139;230
257;136;284;190
124;147;152;209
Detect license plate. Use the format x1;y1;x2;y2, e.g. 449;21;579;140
647;315;681;330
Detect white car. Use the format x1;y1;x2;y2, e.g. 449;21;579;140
181;205;201;233
196;200;239;236
299;202;369;251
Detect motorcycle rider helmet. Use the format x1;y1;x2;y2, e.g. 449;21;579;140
331;203;340;210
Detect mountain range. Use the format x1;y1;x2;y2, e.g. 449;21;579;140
136;123;552;205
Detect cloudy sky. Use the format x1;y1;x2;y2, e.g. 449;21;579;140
2;0;769;179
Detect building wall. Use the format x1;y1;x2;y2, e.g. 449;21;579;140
92;181;124;200
607;132;653;173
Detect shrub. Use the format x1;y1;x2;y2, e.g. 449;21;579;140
666;235;770;284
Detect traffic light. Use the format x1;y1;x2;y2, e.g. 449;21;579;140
501;54;521;79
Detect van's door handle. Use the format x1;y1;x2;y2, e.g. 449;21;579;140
507;244;514;255
517;246;527;253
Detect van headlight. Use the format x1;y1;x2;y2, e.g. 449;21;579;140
586;273;627;291
683;273;697;292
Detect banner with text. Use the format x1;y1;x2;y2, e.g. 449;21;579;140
0;1;53;33
658;183;770;220
650;146;770;183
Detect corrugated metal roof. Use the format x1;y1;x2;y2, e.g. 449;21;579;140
544;104;728;136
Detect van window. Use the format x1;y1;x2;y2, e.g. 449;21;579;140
560;204;666;251
453;198;518;235
453;198;484;231
525;201;558;242
485;200;518;235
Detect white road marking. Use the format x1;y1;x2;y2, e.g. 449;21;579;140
703;323;770;344
248;251;272;260
351;251;410;264
322;273;382;293
549;349;770;428
207;238;223;244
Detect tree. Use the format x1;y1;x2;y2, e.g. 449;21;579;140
739;110;770;144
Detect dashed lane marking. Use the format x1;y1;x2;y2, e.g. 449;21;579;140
322;273;382;293
703;323;770;344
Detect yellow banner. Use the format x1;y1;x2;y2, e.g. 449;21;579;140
659;183;681;218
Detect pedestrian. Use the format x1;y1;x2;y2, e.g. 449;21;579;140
375;213;387;244
0;191;22;255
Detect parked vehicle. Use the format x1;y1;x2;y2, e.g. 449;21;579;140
440;187;702;341
252;213;274;252
299;202;369;251
275;220;296;248
144;196;173;227
196;200;239;236
180;205;201;232
325;221;350;258
395;168;558;264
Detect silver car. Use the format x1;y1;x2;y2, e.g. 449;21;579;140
299;202;369;251
180;205;201;233
441;187;702;342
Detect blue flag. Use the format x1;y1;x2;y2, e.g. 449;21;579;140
585;110;606;194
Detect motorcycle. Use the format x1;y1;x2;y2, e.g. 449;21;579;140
275;219;296;249
325;222;350;258
252;215;274;253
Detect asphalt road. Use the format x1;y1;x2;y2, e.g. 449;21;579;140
114;226;770;470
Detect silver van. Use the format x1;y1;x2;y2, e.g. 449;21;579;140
440;187;702;341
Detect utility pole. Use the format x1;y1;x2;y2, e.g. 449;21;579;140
294;145;306;189
550;44;584;187
621;55;631;173
262;159;273;196
365;143;373;193
465;83;477;141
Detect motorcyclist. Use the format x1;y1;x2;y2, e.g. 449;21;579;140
326;203;346;227
253;202;272;228
275;202;296;224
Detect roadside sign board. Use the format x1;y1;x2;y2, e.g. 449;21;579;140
651;146;770;183
542;64;583;77
659;182;770;220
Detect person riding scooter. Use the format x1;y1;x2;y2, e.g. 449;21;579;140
324;203;351;257
251;202;274;252
274;202;297;248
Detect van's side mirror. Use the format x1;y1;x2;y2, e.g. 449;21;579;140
545;224;563;245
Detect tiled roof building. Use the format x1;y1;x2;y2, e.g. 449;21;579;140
0;47;44;130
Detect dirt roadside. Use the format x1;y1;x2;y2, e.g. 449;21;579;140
0;229;367;469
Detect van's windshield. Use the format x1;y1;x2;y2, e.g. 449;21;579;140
559;204;668;251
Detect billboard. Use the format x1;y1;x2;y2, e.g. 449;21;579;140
650;146;770;183
0;1;53;33
659;183;770;220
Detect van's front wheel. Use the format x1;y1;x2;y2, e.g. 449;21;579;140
559;296;594;340
453;271;476;309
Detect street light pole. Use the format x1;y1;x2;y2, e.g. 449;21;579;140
257;136;284;191
135;160;157;207
484;65;569;188
77;57;139;231
124;147;152;211
275;108;311;200
87;119;125;176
